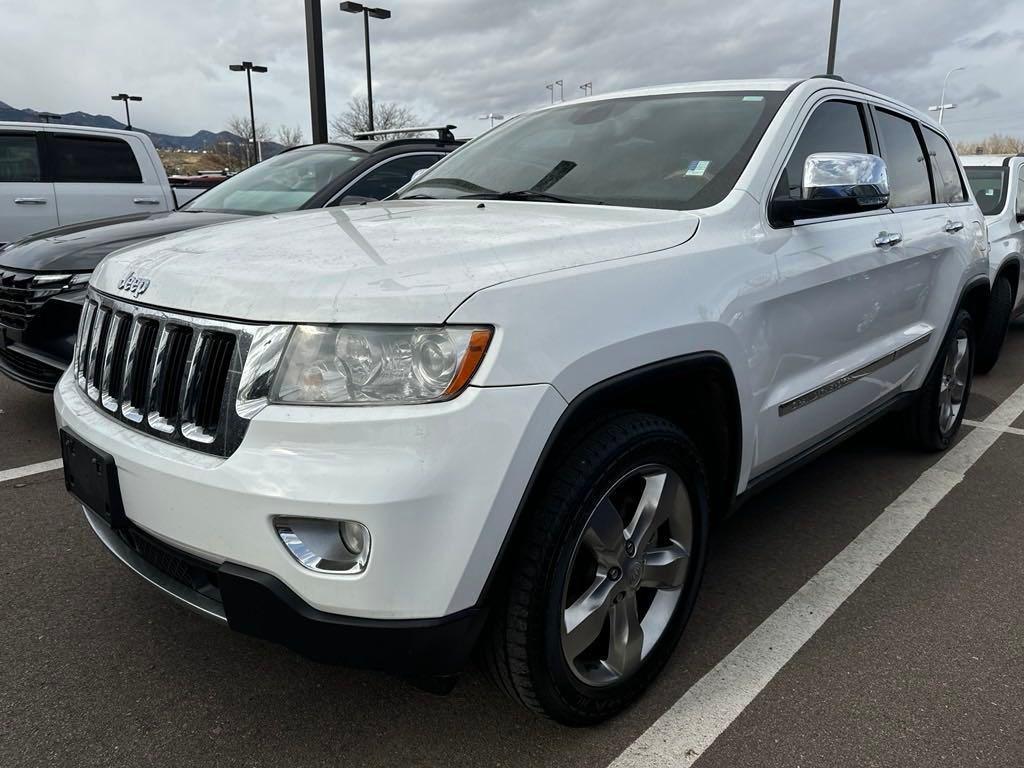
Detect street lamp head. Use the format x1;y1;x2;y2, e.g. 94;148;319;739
129;96;142;102
229;64;245;71
339;2;365;12
367;7;391;19
112;93;127;101
251;65;269;73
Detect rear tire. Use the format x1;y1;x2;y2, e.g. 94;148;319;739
483;413;710;725
906;309;974;451
975;275;1013;374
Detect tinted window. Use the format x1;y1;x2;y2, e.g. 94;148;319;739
964;166;1007;216
401;91;786;211
0;134;42;182
1017;169;1024;217
50;135;142;183
874;110;932;208
185;147;367;214
340;154;442;202
775;100;869;200
923;129;965;203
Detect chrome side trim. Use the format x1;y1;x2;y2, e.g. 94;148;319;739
778;332;933;416
82;506;227;624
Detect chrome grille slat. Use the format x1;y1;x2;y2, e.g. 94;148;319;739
72;290;286;457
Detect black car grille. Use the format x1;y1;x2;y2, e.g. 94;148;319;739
0;345;63;387
75;293;254;457
0;269;79;331
118;524;222;603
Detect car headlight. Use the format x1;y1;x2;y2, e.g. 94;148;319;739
271;325;492;405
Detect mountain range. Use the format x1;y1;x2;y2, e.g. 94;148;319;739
0;101;282;153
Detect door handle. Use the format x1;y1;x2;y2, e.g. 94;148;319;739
943;220;964;233
14;197;48;205
873;231;902;248
133;197;161;205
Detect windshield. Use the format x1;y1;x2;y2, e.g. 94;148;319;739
964;166;1008;216
400;91;784;210
184;148;366;214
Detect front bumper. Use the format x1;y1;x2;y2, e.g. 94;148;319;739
55;371;564;623
83;507;484;675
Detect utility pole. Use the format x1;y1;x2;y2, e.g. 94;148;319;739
826;0;841;75
305;0;328;143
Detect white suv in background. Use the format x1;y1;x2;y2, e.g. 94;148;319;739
0;122;173;246
963;154;1024;371
55;77;988;724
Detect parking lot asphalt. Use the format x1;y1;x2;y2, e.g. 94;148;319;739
2;326;1024;768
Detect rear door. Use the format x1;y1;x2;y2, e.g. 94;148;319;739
48;131;168;227
870;109;972;377
0;130;58;245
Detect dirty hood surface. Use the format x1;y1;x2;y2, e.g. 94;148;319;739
91;200;699;324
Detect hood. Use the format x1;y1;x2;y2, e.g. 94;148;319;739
92;201;699;324
0;211;243;272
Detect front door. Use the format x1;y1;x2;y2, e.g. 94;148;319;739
0;131;58;245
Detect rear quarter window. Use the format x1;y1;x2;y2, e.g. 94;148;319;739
923;129;966;204
874;109;932;208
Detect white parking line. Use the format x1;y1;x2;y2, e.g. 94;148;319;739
0;458;63;485
962;418;1024;437
611;385;1024;768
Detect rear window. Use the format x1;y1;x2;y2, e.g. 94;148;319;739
874;109;932;208
0;133;42;182
965;166;1008;216
923;129;966;204
50;134;142;183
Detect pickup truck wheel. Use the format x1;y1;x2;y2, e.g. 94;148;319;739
907;309;973;451
975;275;1013;374
484;413;709;725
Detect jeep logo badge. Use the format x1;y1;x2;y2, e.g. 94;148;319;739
117;270;151;298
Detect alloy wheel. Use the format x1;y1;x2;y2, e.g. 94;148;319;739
939;328;970;434
560;464;693;687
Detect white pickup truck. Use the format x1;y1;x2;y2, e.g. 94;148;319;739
0;122;176;246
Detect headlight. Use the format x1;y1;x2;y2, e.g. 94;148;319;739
271;325;492;405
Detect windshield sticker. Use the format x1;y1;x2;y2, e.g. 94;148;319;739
742;96;765;102
686;160;711;177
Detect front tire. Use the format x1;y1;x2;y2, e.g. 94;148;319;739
906;309;974;451
975;275;1013;374
484;413;709;725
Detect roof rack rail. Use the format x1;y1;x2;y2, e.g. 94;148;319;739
811;73;846;81
353;124;457;142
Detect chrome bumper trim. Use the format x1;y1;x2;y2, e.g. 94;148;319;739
83;506;227;623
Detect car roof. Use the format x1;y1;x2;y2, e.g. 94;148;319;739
0;120;141;138
960;154;1024;167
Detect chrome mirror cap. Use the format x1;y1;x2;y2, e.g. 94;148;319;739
803;152;890;205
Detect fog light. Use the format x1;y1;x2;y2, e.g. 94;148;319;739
274;517;371;574
340;520;369;555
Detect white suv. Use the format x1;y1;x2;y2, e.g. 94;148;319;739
963;154;1024;371
55;78;988;724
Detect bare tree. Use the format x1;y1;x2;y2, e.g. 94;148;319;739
330;96;422;139
226;115;274;165
955;133;1024;156
278;124;305;147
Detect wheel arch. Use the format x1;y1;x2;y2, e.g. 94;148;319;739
474;352;743;614
995;256;1022;306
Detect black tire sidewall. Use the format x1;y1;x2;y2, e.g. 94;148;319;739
977;276;1013;374
918;308;974;450
531;419;710;723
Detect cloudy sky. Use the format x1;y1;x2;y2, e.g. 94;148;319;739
1;0;1021;143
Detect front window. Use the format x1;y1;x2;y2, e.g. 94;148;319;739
400;91;785;211
965;166;1008;216
185;147;367;215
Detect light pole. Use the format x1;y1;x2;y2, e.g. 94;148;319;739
545;83;554;104
826;0;841;75
478;113;505;128
555;80;564;102
929;66;966;124
228;61;268;165
579;82;593;97
305;0;328;144
340;2;391;133
111;93;142;130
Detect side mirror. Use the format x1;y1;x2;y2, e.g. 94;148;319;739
771;153;890;225
410;168;429;183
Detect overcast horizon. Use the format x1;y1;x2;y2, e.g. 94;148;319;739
1;0;1021;144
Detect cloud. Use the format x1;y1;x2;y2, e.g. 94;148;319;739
0;0;1019;143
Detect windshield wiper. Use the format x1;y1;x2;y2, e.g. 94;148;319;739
458;190;592;204
402;193;437;200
